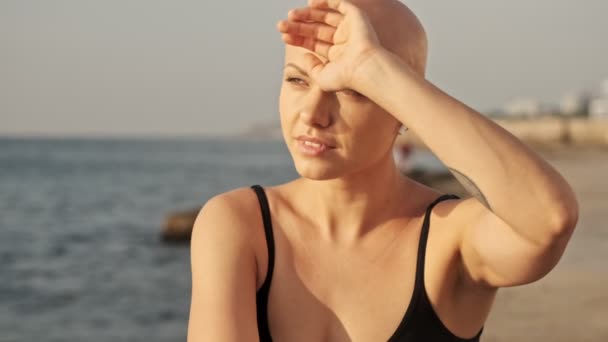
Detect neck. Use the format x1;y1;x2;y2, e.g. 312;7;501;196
295;149;411;245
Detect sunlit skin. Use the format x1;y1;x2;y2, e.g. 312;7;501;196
276;0;427;240
187;0;579;341
280;50;402;183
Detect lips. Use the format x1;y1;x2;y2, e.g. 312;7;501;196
296;135;335;148
295;135;335;156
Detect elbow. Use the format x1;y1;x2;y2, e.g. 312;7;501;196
545;197;579;245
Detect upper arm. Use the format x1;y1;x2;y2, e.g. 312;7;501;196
458;198;575;288
187;191;260;342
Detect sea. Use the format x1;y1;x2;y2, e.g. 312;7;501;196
0;137;442;342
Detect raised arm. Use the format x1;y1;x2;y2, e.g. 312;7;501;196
277;0;579;288
188;191;260;341
359;49;579;287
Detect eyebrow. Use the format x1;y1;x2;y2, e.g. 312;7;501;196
282;62;366;99
284;63;308;77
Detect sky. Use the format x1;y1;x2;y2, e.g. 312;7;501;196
1;0;607;138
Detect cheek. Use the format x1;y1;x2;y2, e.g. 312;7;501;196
279;91;297;146
279;88;305;136
279;86;295;119
347;109;393;138
278;89;290;124
278;85;286;113
345;112;397;154
279;105;291;124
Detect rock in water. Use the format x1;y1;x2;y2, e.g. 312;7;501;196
161;208;199;243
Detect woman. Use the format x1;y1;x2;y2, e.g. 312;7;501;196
188;0;579;341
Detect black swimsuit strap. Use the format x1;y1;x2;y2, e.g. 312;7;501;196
415;194;460;286
251;187;463;342
388;193;462;341
251;185;275;342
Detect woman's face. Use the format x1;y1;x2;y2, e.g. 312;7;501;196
279;46;401;180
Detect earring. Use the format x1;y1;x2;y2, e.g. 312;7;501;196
398;125;408;135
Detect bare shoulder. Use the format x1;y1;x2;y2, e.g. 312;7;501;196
428;195;505;251
422;193;496;337
425;194;502;291
191;186;264;270
194;187;261;232
418;189;482;285
188;186;264;341
424;191;480;234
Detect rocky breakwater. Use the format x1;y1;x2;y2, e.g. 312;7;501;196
161;208;199;243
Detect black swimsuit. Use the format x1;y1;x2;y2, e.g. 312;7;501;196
251;185;483;342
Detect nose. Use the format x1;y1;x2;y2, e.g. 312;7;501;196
299;89;332;128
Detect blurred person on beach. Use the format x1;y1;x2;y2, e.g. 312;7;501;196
187;0;579;341
393;143;413;173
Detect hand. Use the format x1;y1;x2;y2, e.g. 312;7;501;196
277;0;385;94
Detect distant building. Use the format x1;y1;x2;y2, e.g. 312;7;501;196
559;92;590;117
600;79;608;97
589;79;608;119
503;98;543;118
589;98;608;119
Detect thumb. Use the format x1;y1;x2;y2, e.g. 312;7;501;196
301;52;325;83
302;53;345;92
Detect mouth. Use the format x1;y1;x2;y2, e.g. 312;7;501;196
295;136;335;156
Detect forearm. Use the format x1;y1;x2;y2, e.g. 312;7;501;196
359;49;579;245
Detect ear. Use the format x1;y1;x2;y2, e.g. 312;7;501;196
393;122;407;136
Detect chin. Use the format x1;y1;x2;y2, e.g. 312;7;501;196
285;138;356;180
292;157;349;181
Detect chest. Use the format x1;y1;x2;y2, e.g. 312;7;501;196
262;218;457;342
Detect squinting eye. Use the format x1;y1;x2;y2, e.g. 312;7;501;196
286;77;307;86
341;89;366;99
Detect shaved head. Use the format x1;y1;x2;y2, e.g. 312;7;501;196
285;0;428;76
279;1;427;181
354;0;428;75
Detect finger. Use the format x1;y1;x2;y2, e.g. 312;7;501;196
308;0;354;14
277;20;336;44
281;34;331;58
287;7;342;28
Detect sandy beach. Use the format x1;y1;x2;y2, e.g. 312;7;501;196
471;146;608;341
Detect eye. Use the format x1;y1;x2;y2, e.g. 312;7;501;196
285;77;307;86
340;89;366;99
